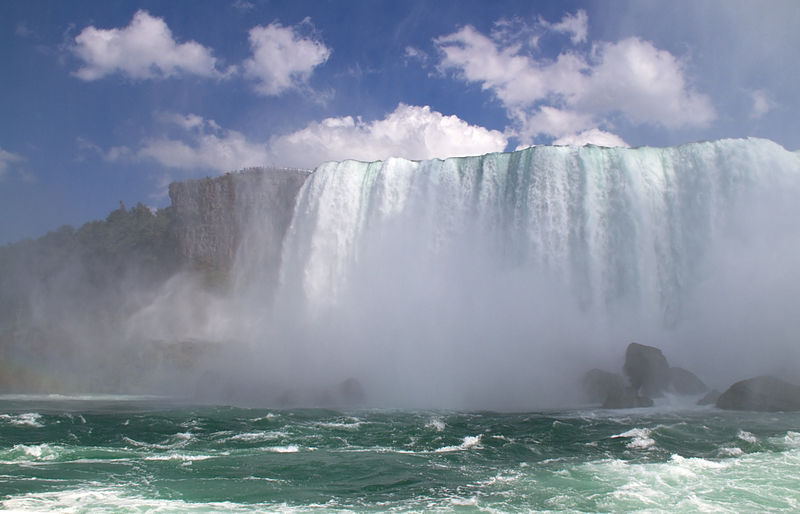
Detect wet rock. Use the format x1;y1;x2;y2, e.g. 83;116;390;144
716;376;800;412
602;387;654;409
624;342;671;397
669;366;707;395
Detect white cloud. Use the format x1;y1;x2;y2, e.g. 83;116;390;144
515;106;595;140
750;89;774;119
580;38;715;127
552;128;629;147
123;114;270;172
404;46;428;65
243;19;330;96
0;148;24;179
267;103;508;168
435;12;715;146
232;0;255;11
120;105;505;175
548;9;589;44
72;10;225;80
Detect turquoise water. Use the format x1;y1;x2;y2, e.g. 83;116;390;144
2;396;800;511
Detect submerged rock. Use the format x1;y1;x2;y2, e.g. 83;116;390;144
669;366;707;395
716;376;800;412
624;343;671;397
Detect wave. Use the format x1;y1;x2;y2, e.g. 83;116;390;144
262;445;301;453
611;428;656;450
0;412;44;427
425;417;446;432
435;434;483;453
1;486;263;513
144;453;216;462
1;443;61;464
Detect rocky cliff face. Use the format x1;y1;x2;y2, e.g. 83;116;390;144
168;168;310;274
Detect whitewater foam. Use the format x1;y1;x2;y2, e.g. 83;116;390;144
738;430;758;443
611;428;656;450
435;434;483;453
0;412;43;427
263;445;301;453
5;443;60;462
425;417;447;432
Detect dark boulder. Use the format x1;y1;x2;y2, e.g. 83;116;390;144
603;387;654;409
716;376;800;412
624;342;671;397
582;369;653;408
669;367;707;395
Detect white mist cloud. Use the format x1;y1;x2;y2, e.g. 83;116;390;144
268;103;508;168
0;148;24;179
435;11;714;146
72;10;226;81
243;19;331;96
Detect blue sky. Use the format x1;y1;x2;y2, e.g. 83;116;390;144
1;0;798;244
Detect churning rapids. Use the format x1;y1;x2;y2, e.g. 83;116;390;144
3;138;800;511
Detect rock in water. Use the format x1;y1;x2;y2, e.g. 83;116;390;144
716;376;800;412
623;343;671;397
582;369;653;408
669;367;707;395
602;387;654;409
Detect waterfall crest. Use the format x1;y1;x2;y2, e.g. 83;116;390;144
278;138;799;323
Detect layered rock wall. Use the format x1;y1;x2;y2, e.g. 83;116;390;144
168;168;310;273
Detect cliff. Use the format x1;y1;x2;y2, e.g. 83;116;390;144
0;167;311;394
168;167;310;274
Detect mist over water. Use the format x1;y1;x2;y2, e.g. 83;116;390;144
24;138;800;409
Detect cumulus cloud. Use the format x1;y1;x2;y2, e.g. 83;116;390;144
0;148;24;179
243;19;330;96
435;11;715;146
134;114;270;172
117;105;506;176
267;103;508;168
72;10;226;80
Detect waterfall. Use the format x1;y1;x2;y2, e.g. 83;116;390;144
251;138;800;407
278;139;798;321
